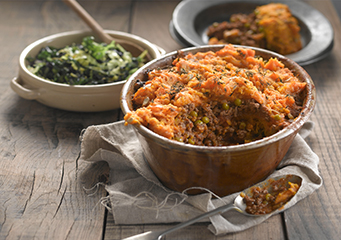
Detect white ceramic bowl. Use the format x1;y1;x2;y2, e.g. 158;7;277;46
11;30;164;112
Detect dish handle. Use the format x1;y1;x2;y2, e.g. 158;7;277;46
154;44;166;55
10;77;40;100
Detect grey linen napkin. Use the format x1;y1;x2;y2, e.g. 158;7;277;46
80;120;322;235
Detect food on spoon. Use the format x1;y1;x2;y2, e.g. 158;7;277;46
124;44;307;146
26;36;148;85
207;3;302;55
241;175;301;215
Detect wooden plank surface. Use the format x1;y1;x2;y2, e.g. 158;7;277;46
283;1;341;240
0;1;126;239
1;0;341;240
131;0;184;52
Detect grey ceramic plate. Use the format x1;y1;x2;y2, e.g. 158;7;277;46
171;0;334;65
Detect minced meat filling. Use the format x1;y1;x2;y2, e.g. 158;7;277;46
207;3;302;55
242;176;301;215
124;45;306;146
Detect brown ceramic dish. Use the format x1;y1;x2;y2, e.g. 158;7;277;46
120;45;316;197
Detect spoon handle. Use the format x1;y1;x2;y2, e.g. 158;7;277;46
158;203;237;239
63;0;113;44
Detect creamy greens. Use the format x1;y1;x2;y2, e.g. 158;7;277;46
26;36;148;85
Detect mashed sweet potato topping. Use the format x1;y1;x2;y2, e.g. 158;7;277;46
207;3;302;55
124;45;306;146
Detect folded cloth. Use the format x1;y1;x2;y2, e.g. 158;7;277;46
80;120;322;235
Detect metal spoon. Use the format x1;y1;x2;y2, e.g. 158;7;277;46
122;174;302;240
62;0;146;55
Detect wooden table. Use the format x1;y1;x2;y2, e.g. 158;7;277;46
1;0;340;239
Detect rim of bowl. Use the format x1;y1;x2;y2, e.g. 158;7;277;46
19;29;162;90
121;45;316;152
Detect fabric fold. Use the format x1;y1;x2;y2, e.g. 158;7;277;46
80;120;322;235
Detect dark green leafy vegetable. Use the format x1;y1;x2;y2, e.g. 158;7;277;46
26;36;148;85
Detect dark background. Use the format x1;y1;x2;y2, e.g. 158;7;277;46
332;0;341;17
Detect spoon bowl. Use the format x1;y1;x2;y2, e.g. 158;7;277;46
122;174;302;240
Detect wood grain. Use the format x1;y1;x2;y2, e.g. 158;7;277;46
0;1;126;239
1;0;341;239
282;1;341;240
131;0;183;52
105;214;285;240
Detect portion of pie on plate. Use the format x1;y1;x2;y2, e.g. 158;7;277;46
207;3;302;55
